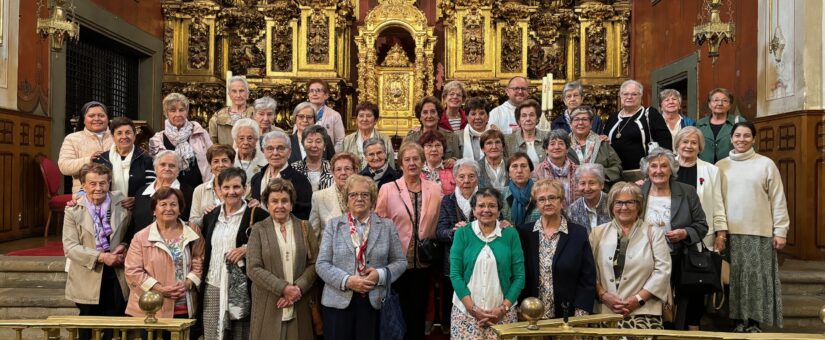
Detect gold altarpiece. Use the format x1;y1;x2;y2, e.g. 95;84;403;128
160;0;631;131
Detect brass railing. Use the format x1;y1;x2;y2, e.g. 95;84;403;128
0;316;195;340
492;314;825;340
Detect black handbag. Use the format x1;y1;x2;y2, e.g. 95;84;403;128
226;261;251;320
393;181;440;265
679;243;722;293
379;271;406;340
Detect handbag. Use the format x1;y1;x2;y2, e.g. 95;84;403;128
379;270;406;340
393;181;440;265
679;243;722;294
226;261;251;320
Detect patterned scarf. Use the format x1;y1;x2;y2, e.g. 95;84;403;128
572;131;602;164
348;213;371;275
454;186;476;219
422;162;444;185
163;120;195;171
86;194;112;251
509;179;534;227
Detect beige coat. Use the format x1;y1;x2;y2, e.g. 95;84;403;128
247;216;318;340
308;185;344;240
58;129;114;193
63;191;131;304
208;106;253;145
589;221;672;316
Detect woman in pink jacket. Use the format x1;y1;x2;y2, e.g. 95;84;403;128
150;93;213;190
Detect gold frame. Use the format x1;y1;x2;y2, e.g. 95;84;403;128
446;5;496;79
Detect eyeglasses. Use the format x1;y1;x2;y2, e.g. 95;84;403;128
264;145;289;153
296;114;315;121
348;192;370;200
571;118;591;123
508;87;529;92
536;195;561;205
308;88;325;94
615;200;638;207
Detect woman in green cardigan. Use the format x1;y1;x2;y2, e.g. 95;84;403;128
449;187;525;339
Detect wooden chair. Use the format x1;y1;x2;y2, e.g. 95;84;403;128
35;154;73;245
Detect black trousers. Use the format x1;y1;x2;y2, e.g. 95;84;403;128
75;266;126;340
323;294;379;340
393;268;430;340
438;275;454;328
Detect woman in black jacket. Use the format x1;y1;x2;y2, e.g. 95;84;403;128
517;179;596;319
250;130;313;220
95;117;155;205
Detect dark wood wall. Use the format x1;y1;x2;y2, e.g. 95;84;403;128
90;0;164;38
631;0;758;119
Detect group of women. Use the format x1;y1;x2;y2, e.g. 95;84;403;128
57;76;789;340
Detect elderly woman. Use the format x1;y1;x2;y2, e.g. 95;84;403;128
659;89;696;147
450;188;524;339
291;125;334;191
376;142;443;339
440;80;467;132
59;101;114;194
673;127;728;331
500;152;538;227
505;99;548;165
533;129;579;207
517;179;595;319
435;159;479;328
190;145;235;228
233;118;268;185
316;175;407;339
342;102;396;166
640;148;709;330
419;130;456;195
248;178;318;339
253;96;278;137
63;164;130;340
357;137;402;189
567;106;623;187
309;152;359;237
458;97;491;161
150;93;212;189
590;182;672;330
567;164;611;233
716;122;788;332
251;131;313;220
404;96;461;162
209;75;252;145
288;102;335;164
198;168;269;339
95;117;155;206
605;80;672;182
307;79;346;152
548;81;604;133
477;129;508;191
125;187;204;322
132;151;195;233
697;88;747;164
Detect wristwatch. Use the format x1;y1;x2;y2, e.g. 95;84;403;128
501;303;511;312
635;294;646;306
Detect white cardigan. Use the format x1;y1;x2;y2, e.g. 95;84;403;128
716;149;789;238
693;159;729;249
308;185;344;240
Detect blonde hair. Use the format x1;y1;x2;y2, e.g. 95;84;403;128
531;179;565;203
343;175;378;210
162;93;189;113
606;182;645;219
398;142;424;164
673;126;706;153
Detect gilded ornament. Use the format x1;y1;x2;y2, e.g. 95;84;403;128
585;24;606;72
271;25;293;72
188;24;210;70
500;25;522;73
462;8;485;65
383;73;410;110
382;44;411;67
307;9;330;64
163;22;174;69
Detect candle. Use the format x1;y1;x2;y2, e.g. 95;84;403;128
548;72;553;110
541;75;548;112
226;71;233;107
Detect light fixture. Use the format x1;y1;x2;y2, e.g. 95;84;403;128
36;0;80;52
693;0;735;64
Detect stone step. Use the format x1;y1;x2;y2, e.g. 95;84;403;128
783;283;825;296
0;256;65;272
781;295;825;318
780;270;825;284
0;306;78;319
0;272;67;289
0;288;74;308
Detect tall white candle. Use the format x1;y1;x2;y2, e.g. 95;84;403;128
541;75;548;112
226;71;233;107
548;72;553;110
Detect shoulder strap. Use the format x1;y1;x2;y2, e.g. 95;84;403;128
245;206;256;238
393;181;418;240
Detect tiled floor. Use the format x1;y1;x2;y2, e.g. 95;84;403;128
0;235;62;255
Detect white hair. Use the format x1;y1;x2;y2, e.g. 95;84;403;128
261;130;291;149
620;79;644;96
253;96;277;113
153;150;183;169
228;75;249;93
231;118;261;140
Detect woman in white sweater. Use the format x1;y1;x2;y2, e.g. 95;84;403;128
716;122;789;333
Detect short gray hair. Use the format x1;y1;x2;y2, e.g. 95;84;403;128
659;89;682;103
575;163;605;186
301;124;328;142
620;79;644;96
228;75;249;93
292;102;316;120
674;126;706;153
563;81;584;97
231;118;261;140
453;158;481;178
640;147;679;180
543;128;571;149
570;106;594;120
362;137;386;153
253;96;277;113
153;150;183;169
262;130;291;149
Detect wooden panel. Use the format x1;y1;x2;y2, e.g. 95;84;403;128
817;158;825;249
777;159;797;256
0;152;12;233
90;0;163;38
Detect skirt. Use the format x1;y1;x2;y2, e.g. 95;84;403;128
203;284;250;340
450;305;517;340
728;235;783;326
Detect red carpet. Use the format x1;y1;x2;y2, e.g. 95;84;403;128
6;241;64;256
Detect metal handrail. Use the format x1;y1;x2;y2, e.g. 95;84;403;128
0;316;195;340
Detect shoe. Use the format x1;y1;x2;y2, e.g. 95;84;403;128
746;325;762;333
732;323;746;333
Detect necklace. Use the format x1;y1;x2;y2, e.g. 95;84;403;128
615;111;636;139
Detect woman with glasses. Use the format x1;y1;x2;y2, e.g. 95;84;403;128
604;80;672;183
250;131;313;220
567;106;622;188
440;81;468;132
307;79;346;152
518;179;596;320
590;182;672;330
288;102;335;164
696;88;746;164
532;129;579;207
309;153;360;238
548;81;604;134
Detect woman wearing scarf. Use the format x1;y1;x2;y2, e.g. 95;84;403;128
419;130;456;195
500;153;538;228
95;117;155;208
440;80;468;132
209;76;253;145
477;130;508;191
150;93;213;189
341;102;396;167
232;118;268;186
291;125;335;192
457;97;491;161
198;168;269;340
504;100;547;165
132;151;195;234
532;129;579;207
567;106;622;188
63;164;131;340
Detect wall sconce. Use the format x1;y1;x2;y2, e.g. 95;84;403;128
36;0;80;52
693;0;735;64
